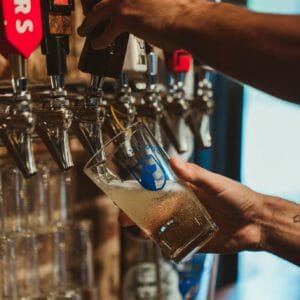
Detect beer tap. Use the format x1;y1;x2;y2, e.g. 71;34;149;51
95;35;147;161
188;65;214;149
0;54;37;178
137;46;164;144
186;5;217;150
71;75;107;156
112;34;148;129
163;49;193;154
114;72;136;127
185;0;219;149
0;1;43;177
33;0;74;170
76;0;129;154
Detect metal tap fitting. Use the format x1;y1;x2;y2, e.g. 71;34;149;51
71;75;107;156
0;54;37;178
33;91;74;171
116;73;136;124
0;94;37;178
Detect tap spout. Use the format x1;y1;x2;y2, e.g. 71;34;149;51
0;54;37;178
71;75;106;155
0;103;37;178
34;97;74;171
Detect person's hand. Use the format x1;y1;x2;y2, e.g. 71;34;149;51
120;156;265;254
77;0;211;51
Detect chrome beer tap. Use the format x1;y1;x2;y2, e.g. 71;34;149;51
0;54;37;178
185;0;218;149
114;72;136;127
0;0;44;177
163;50;193;154
183;61;215;150
33;86;74;171
77;0;129;153
71;75;107;156
103;35;147;161
33;0;74;170
111;34;148;129
138;47;164;144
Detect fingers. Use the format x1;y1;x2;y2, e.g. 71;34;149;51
118;211;135;227
170;156;236;195
91;17;122;49
78;0;117;37
80;0;95;15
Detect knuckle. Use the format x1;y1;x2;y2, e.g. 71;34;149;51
118;0;131;17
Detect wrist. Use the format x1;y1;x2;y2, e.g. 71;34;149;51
257;195;299;252
252;193;270;252
243;190;266;252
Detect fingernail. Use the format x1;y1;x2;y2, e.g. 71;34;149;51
172;156;185;168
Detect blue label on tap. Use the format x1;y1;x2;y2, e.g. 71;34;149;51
129;154;167;191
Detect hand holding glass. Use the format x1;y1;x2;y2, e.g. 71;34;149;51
84;122;218;263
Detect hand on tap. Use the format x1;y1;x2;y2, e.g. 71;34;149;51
78;0;300;103
119;156;300;266
78;0;195;51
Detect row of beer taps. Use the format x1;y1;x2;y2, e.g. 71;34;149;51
0;0;215;179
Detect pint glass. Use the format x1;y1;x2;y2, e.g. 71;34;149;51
84;122;218;263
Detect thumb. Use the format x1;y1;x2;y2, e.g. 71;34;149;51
170;156;235;195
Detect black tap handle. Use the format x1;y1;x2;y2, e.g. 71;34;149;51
78;31;129;77
78;0;129;77
42;35;69;76
40;0;74;76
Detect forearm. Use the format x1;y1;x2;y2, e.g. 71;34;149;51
259;195;300;265
173;2;300;102
79;0;300;101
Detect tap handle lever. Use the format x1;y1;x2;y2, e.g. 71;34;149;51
122;35;147;75
40;0;74;77
165;49;192;84
0;0;43;58
186;77;214;149
78;0;129;77
147;50;158;86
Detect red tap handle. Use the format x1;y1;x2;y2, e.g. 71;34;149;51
0;0;43;58
165;49;192;73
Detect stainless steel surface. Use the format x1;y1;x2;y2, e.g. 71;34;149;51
34;99;74;170
90;75;104;94
71;75;106;155
31;71;74;170
0;54;37;177
141;51;164;145
50;75;66;95
0;108;37;178
9;53;27;95
195;77;214;149
117;74;136;124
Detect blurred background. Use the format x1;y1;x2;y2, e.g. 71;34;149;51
0;0;299;299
